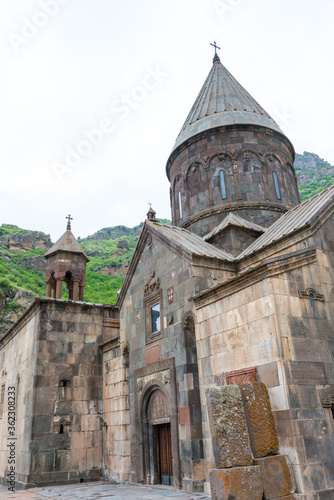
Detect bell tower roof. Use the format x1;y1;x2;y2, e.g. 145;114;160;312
171;51;287;155
45;217;88;302
45;230;89;261
45;216;88;261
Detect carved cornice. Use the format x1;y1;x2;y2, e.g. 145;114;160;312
99;335;120;354
179;201;289;230
298;288;324;301
134;357;175;379
166;124;295;180
102;318;120;328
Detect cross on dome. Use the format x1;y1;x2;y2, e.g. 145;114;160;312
210;41;221;63
66;214;73;231
210;41;221;55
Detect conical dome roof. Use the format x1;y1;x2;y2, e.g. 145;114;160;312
45;230;89;261
172;55;285;153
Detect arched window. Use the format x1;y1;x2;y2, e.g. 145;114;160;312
178;191;183;219
309;292;315;309
273;171;281;200
219;171;227;199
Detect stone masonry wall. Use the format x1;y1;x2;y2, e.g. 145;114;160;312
194;218;334;497
26;299;118;487
168;126;299;237
0;306;40;489
102;337;130;482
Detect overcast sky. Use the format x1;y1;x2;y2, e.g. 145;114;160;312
1;0;333;241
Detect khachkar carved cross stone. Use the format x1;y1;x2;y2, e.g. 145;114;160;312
206;383;295;500
144;270;160;296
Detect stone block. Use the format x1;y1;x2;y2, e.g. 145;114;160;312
206;386;253;468
317;490;334;500
285;361;327;386
226;366;257;385
257;361;279;387
210;466;263;500
145;344;160;364
180;406;190;425
239;382;279;458
254;455;295;499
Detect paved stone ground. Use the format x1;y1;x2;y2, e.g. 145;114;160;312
0;482;210;500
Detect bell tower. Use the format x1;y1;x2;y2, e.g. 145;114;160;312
45;215;89;301
166;45;300;237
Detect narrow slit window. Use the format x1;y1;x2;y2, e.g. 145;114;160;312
178;192;183;219
151;302;161;334
273;171;281;200
309;293;315;309
220;171;227;199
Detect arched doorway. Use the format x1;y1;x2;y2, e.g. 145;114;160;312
143;388;173;485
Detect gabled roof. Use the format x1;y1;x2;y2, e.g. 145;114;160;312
204;213;266;242
238;184;334;259
149;221;234;261
116;220;234;308
45;230;89;261
171;55;287;154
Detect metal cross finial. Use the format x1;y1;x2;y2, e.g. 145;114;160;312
66;214;73;230
210;41;221;55
148;203;152;209
210;42;220;55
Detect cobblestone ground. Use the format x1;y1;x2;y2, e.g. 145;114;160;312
0;482;210;500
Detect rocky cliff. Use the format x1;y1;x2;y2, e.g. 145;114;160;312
294;152;334;201
1;231;51;252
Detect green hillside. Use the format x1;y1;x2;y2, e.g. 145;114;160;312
295;152;334;201
0;220;170;336
0;151;333;335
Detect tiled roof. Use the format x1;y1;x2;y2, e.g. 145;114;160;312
204;213;266;241
45;230;88;260
172;55;285;153
238;184;334;259
150;222;234;261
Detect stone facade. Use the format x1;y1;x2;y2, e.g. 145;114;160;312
193;213;334;495
115;224;233;492
0;299;119;489
167;127;300;237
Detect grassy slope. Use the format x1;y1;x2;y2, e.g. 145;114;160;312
295;153;334;201
0;220;171;311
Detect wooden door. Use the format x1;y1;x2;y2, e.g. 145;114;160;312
156;424;173;485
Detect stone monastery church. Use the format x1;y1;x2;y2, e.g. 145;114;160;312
1;48;334;499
